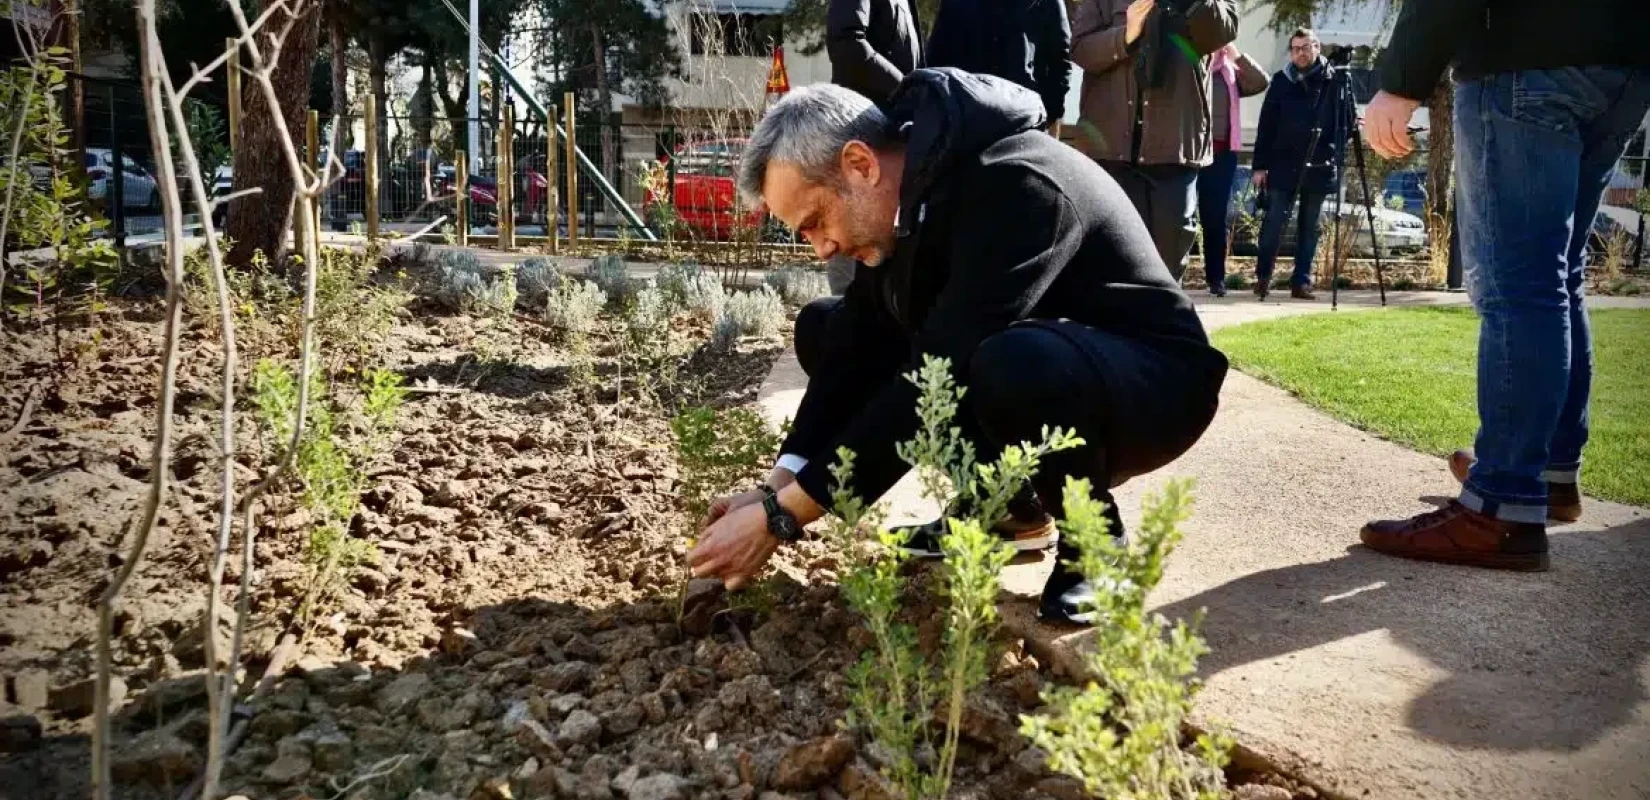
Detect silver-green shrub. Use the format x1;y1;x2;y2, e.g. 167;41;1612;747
587;254;638;308
721;286;786;338
516;257;562;308
437;250;516;316
545;279;607;333
764;265;830;306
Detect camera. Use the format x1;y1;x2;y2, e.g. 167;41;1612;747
1324;44;1354;68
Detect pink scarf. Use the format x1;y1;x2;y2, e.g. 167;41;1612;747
1210;48;1242;147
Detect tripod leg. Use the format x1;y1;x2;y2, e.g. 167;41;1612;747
1349;126;1388;306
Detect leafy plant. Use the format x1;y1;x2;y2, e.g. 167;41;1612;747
587;253;639;308
709;315;741;354
670;405;781;527
545;279;607;392
828;355;1082;800
681;271;727;324
1223;273;1249;290
655;260;705;311
1019;477;1230;800
436;250;516;316
516;256;562;308
720;286;786;338
764;265;829;306
251;359;406;633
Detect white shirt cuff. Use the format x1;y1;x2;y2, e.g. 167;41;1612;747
774;454;809;476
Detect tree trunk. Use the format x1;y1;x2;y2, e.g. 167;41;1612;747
1425;68;1455;273
414;62;433;152
327;9;348;225
226;3;322;269
589;24;616;189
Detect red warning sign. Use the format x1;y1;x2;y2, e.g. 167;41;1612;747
766;46;791;95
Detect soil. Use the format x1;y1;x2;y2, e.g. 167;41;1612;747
0;256;1318;800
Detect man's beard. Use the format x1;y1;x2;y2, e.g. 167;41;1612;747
841;185;895;266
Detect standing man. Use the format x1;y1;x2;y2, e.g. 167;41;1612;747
824;0;924;294
1359;2;1650;568
1249;28;1353;301
1070;0;1238;282
924;0;1073;131
1196;41;1268;296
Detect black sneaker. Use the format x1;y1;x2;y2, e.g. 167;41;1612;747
1037;537;1132;626
896;513;1059;559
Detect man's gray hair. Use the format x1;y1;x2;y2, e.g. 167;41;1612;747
736;83;890;208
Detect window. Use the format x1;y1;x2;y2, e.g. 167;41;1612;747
690;13;783;57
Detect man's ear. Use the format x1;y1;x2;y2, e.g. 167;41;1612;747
839;140;881;186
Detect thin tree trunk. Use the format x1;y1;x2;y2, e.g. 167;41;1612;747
370;35;390;214
328;9;349;225
1425;68;1455;272
225;3;322;268
590;24;616;189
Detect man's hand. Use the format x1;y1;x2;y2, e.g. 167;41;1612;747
687;503;780;591
702;488;766;528
1364;90;1423;159
1220;42;1239;59
1251;169;1268;189
1124;0;1156;45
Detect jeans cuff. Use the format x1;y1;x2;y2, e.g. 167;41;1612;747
1459;486;1546;524
1542;467;1580;483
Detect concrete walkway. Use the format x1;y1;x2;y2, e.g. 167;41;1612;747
755;290;1650;800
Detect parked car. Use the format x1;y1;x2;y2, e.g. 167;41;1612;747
1381;169;1428;217
1215;165;1429;258
85;148;160;211
642;137;767;241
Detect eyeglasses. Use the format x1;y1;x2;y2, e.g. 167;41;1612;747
1289;42;1319;52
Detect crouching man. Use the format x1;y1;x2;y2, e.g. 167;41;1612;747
686;70;1228;625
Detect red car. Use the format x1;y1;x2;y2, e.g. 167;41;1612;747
643;138;767;240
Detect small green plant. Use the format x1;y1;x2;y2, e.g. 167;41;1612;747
1223;273;1249;290
708;315;741;354
655;260;705;311
829;355;1082;800
620;284;684;406
315;243;410;372
1019;477;1230;800
587;253;638;308
720;286;785;338
680;272;727;323
436;251;516;316
516;256;562;308
545;279;606;391
763;265;829;306
669;405;780;527
252;360;406;634
1392;276;1418;291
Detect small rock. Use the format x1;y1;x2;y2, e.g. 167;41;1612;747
538;661;594;693
998;669;1043;709
774;734;855;791
612;764;641;794
433;479;476;506
515;757;542;780
419;690;482;731
618;659;653;695
304;722;353;772
9;670;49;710
549;693;587;715
1233;786;1294;800
557;709;602;747
0;715;42;753
693;704;724;734
50;676;126;718
249;708;308;739
1034;776;1089;800
601;701;644;738
376;672;433;715
472;650;511;669
639;692;669;724
626;773;689;800
139;671;210;718
112;728;201;786
522;765;568;800
403;504;461;525
472;777;515;799
836;759;897;800
442;627;481;657
409;791;462;800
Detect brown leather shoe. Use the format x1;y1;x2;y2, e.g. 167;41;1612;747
1361;501;1549;571
1447;450;1583;523
1291;285;1317;300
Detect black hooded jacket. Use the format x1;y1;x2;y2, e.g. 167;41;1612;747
922;0;1072;122
781;68;1226;510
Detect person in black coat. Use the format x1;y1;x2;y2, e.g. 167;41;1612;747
1249;27;1355;300
824;0;925;294
923;0;1072;128
686;70;1228;626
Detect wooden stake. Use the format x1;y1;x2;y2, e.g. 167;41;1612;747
226;38;241;157
546;105;559;255
456;150;469;247
564;92;578;248
498;105;514;250
306;109;320;238
365;101;379;239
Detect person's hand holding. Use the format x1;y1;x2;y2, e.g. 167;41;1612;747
1251;169;1268;189
687;503;780;591
1220;42;1240;58
1364;90;1422;159
702;488;766;528
1124;0;1156;45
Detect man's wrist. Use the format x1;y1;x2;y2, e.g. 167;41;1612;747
777;483;825;527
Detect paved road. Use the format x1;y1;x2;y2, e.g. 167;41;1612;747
756;291;1650;800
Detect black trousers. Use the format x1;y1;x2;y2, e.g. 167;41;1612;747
1099;161;1201;283
795;297;1225;539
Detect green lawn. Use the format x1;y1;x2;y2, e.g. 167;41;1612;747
1210;306;1650;508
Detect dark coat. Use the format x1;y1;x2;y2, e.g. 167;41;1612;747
781;68;1227;509
923;0;1072;122
827;0;925;101
1251;58;1356;197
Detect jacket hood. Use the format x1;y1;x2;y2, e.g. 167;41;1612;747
882;68;1047;237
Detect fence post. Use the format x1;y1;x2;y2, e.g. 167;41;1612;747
665;125;677;206
546;106;559;255
456;150;469;248
306;109;320;239
226;38;240;158
498;105;514;250
564;92;578;248
1636;216;1645;272
365;102;379;239
108;88;125;251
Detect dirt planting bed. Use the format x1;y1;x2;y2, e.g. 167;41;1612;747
1;253;1317;800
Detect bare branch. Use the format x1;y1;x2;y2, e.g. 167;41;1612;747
211;185;266;210
92;0;192;794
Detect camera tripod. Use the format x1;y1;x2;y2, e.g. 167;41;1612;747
1273;57;1388;309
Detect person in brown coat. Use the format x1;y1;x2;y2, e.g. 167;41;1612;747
1069;0;1238;280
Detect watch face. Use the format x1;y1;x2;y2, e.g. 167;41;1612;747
764;496;802;542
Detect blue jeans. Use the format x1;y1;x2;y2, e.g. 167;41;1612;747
1255;188;1327;288
1454;67;1650;523
1196;149;1239;289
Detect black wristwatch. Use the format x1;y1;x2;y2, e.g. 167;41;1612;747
759;483;804;543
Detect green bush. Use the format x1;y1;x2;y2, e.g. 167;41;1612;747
764;265;829;306
720;286;786;338
516;257;562;308
587;254;639;308
437;250;516;316
1223;273;1249;290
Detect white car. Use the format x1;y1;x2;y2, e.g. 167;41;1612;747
84;148;160;211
